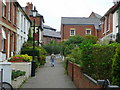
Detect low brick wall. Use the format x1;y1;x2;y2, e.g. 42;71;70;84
68;62;101;88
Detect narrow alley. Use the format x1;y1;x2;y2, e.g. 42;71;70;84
21;55;76;88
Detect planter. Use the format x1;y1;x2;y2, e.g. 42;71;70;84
12;75;27;88
11;62;31;78
9;60;26;62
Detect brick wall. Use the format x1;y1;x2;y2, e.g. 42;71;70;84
61;24;97;40
68;62;101;88
43;36;61;45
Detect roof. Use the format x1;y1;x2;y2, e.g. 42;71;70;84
61;17;101;30
101;2;120;20
89;12;102;19
93;12;102;19
43;25;61;38
43;25;56;31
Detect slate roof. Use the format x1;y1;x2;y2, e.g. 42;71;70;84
94;12;102;19
43;25;61;38
61;17;101;30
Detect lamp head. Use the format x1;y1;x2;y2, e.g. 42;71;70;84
32;6;38;17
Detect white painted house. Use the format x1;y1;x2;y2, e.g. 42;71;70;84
15;2;31;54
112;0;120;41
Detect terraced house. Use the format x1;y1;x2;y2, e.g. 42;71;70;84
0;0;31;61
100;0;120;43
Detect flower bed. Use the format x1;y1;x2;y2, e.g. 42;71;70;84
8;54;32;62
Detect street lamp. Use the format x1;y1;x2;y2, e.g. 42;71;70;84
31;6;37;77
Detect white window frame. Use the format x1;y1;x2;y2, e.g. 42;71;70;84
2;2;6;17
70;28;75;36
8;2;11;21
86;28;91;35
2;27;6;51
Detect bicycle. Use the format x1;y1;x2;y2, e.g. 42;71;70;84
0;69;13;90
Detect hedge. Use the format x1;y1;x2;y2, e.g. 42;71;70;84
112;44;120;86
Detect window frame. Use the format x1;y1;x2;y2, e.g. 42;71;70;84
70;28;75;36
86;28;91;35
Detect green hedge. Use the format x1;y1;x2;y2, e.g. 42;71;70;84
81;44;117;81
112;44;120;86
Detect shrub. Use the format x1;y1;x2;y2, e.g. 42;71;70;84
112;44;120;86
9;54;32;62
12;70;26;80
64;57;75;73
43;41;61;55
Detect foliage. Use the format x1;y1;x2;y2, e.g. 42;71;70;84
12;70;26;80
21;40;47;67
83;35;97;44
112;44;120;86
65;43;118;82
62;35;84;56
68;47;82;65
64;57;75;73
9;54;32;62
64;35;84;45
43;41;61;55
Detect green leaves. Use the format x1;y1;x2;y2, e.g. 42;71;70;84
112;44;120;86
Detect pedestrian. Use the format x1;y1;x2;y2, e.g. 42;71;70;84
50;53;55;67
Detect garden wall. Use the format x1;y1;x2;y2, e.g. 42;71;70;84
11;62;31;79
68;62;101;88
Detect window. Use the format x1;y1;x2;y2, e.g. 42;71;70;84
12;33;14;52
24;18;26;33
8;2;11;21
107;15;110;32
70;28;75;36
13;4;16;24
21;14;23;31
86;29;91;35
2;0;6;18
2;27;6;52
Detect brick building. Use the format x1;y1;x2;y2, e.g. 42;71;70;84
0;0;17;61
24;2;44;46
43;25;61;45
61;12;101;41
100;1;120;43
0;0;31;61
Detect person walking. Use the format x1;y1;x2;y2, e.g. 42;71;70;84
50;53;55;67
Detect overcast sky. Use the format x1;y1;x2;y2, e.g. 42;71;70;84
18;0;114;31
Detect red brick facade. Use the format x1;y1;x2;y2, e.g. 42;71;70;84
61;24;97;40
101;13;113;38
0;1;17;60
43;36;61;45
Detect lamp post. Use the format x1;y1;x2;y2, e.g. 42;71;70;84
31;6;37;77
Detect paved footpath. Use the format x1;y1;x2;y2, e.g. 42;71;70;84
21;56;76;88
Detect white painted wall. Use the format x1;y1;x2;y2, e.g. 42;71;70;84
0;62;12;84
16;8;30;54
113;10;119;40
11;62;31;78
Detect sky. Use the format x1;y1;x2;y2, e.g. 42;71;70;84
18;0;114;31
